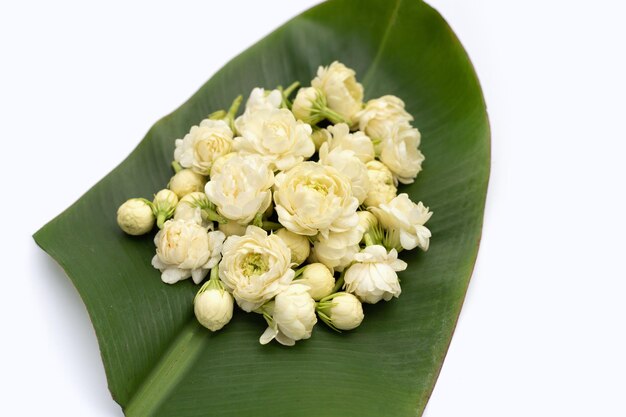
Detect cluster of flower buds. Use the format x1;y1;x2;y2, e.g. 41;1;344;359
116;61;432;346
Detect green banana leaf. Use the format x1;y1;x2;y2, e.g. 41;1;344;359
34;0;490;415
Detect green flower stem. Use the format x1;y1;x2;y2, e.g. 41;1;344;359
171;161;182;173
194;267;223;304
208;109;226;120
293;265;306;279
283;81;300;98
319;107;347;125
209;265;219;282
227;95;243;117
203;208;227;224
261;220;282;231
315;300;340;332
224;95;243;132
331;270;346;293
156;213;167;229
252;213;264;228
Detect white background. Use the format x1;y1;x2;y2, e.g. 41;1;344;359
2;0;625;415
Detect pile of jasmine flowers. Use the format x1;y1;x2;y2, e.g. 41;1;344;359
116;61;432;346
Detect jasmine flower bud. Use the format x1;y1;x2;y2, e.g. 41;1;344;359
311;128;331;151
218;221;248;237
275;228;310;266
317;292;364;331
117;198;155;235
292;87;347;125
194;269;234;332
357;211;378;234
174;192;209;226
152;189;178;228
298;263;335;301
168;168;206;198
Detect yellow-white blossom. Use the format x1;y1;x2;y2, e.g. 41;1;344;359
298;263;335;300
274;161;359;238
243;87;282;113
219;226;294;312
152;220;225;284
117;198;155;235
205;154;274;225
344;245;407;304
275;228;310;266
234;108;314;171
312;227;363;271
173;192;212;228
259;283;317;346
357;95;414;141
153;189;178;228
292;87;347;125
319;142;370;204
370;193;432;251
311;61;364;124
292;87;323;124
311;128;331;151
218;221;248;237
363;160;397;207
378;123;424;184
209;152;237;178
194;279;234;331
318;292;364;331
326;123;374;163
174;119;233;176
168;169;206;198
357;211;378;234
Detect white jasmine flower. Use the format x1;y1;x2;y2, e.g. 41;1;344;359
152;219;225;285
298;263;335;301
274;161;359;238
378;123;424;184
209;152;237;178
317;292;364;331
357;95;414;141
194;271;233;332
117;198;155;235
363;160;397;207
292;87;324;124
173;192;212;228
174;119;233;176
153;189;179;228
219;226;294;312
319;142;370;204
205;154;274;225
218;221;248;237
344;245;407;304
243;87;282;113
356;211;378;234
168;169;207;198
326;123;374;163
370;194;433;251
311;61;364;125
292;87;346;125
312;227;363;271
259;283;317;346
234;108;314;171
311;128;331;151
275;228;310;266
